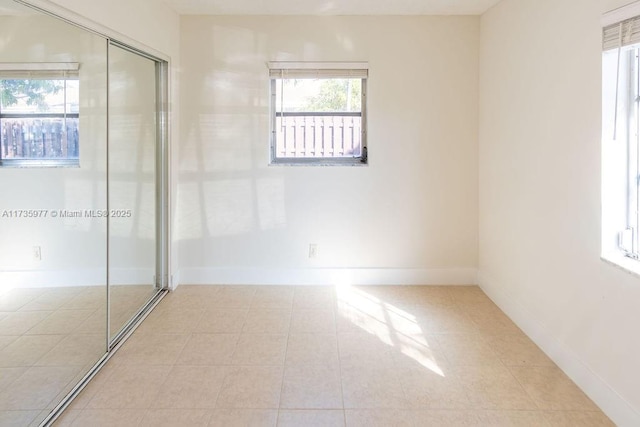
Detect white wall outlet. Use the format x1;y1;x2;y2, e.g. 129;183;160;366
33;246;42;261
308;243;318;259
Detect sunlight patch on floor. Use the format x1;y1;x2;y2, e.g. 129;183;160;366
335;284;444;377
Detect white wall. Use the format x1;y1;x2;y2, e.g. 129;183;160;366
177;16;479;285
47;0;179;59
479;0;640;424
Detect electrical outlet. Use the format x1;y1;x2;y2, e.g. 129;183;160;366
308;243;318;259
33;246;42;261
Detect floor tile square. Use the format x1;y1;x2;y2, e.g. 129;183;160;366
231;334;287;366
290;309;336;334
242;309;291;334
176;334;239;366
280;365;343;409
215;366;283;409
285;334;339;366
153;366;227;409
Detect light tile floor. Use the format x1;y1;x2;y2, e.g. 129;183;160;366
0;285;154;427
54;285;614;426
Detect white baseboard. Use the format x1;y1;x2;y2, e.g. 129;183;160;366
176;267;478;286
0;268;154;288
478;271;640;427
169;270;179;291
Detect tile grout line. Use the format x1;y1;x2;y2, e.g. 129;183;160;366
274;288;295;425
332;287;349;427
212;297;246;411
46;285;615;426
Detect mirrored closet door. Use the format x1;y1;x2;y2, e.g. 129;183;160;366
0;1;169;425
107;42;163;343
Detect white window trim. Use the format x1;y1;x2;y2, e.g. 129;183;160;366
603;1;640;27
0;62;79;72
602;3;640;273
267;61;368;71
602;252;640;278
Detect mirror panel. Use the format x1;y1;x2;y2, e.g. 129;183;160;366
108;43;159;341
0;0;108;424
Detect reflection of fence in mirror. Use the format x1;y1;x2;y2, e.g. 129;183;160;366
0;77;80;161
0;4;109;427
108;43;158;341
1;119;79;159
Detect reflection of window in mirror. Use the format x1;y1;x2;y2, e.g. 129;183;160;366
0;63;79;167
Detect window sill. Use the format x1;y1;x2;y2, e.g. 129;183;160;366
0;159;79;168
270;158;368;167
601;251;640;279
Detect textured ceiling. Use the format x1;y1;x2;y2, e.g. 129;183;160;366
158;0;503;15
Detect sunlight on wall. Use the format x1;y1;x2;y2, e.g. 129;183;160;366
256;177;287;230
180;130;203;173
176;181;205;240
335;284;445;377
177;16;480;274
198;113;254;172
203;179;254;236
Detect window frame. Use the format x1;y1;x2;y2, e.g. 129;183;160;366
268;62;368;166
601;5;640;275
619;46;640;259
0;62;80;168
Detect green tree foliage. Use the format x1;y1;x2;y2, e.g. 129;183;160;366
0;79;63;110
303;79;361;112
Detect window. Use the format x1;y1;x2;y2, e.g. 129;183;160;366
0;63;79;167
268;62;368;165
602;7;640;269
